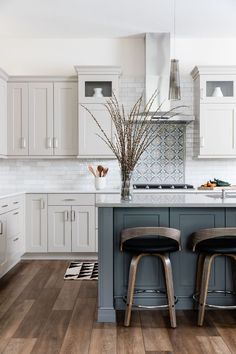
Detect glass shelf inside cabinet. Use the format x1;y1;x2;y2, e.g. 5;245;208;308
206;81;234;97
85;81;112;98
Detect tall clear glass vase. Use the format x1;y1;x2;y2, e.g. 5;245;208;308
121;170;133;201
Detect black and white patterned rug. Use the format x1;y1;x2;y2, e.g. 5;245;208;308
64;261;98;280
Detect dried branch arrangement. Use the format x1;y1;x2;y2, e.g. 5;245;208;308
81;91;183;175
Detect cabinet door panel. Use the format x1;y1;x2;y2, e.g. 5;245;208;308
170;208;225;296
200;104;236;156
7;83;29;155
26;194;47;252
29;83;53;155
0;78;7;156
54;82;78;156
72;206;95;252
0;216;7;276
48;206;71;252
78;104;114;157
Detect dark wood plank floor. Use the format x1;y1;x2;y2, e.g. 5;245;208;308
0;260;236;354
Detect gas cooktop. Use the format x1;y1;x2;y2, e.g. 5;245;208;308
133;183;194;190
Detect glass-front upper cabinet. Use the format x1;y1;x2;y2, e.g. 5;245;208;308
200;75;236;103
75;66;121;104
191;67;236;104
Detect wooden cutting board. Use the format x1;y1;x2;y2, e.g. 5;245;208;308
198;185;236;190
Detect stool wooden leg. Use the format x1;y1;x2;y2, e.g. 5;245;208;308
159;253;176;328
198;254;215;326
195;253;206;296
124;254;143;327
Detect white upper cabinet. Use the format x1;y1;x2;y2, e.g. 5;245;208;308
54;82;78;156
29;83;54;156
78;104;114;157
7;83;29;155
191;66;236;158
75;66;121;158
200;104;236;156
0;74;7;156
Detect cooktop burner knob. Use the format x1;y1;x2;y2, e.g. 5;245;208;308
145;185;149;189
171;185;175;189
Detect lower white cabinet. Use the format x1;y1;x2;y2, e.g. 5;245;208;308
0;195;24;277
26;194;47;252
48;204;96;252
72;206;95;252
0;215;7;277
48;206;71;252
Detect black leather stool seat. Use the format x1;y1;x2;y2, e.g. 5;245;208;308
196;236;236;254
123;236;179;253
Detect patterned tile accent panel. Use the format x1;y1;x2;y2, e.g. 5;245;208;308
133;124;185;184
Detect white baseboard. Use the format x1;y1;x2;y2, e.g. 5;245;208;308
21;252;98;260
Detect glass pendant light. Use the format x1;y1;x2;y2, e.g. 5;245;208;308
169;0;181;100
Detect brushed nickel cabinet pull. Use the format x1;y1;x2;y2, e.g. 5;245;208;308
53;138;58;148
46;137;53;149
2;204;8;208
21;137;26;149
40;199;45;209
0;221;2;235
13;211;19;215
13;237;19;242
13;201;19;204
64;210;69;222
71;210;75;222
63;198;76;202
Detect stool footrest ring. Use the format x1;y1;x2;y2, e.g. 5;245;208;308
123;289;178;309
193;290;236;309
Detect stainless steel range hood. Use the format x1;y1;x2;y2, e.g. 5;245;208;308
145;33;194;123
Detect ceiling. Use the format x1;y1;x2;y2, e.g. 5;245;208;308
0;0;235;38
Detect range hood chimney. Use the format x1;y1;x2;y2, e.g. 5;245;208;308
145;33;194;122
145;33;171;112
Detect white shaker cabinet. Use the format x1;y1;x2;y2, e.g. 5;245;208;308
75;66;121;158
191;66;236;158
48;206;71;252
26;194;48;252
0;77;7;156
72;205;95;252
54;82;78;156
0;215;7;277
7;83;29;155
200;104;236;156
29;83;54;156
78;104;114;157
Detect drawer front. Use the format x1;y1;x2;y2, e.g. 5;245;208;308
0;195;23;214
48;193;95;206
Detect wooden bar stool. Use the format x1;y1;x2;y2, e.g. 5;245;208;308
120;227;181;328
192;227;236;326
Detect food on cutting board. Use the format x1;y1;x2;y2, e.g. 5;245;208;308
200;178;231;188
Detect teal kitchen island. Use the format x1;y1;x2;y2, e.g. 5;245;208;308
96;192;236;322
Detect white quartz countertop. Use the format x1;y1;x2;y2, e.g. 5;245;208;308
96;192;236;207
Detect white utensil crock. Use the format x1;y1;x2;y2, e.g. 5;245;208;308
95;176;107;190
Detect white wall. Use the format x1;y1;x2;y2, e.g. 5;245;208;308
0;38;145;76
